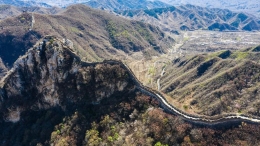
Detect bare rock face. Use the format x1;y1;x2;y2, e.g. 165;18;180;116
0;36;132;123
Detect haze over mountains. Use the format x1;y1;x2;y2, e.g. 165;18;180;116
85;0;170;11
0;0;171;9
0;0;84;7
0;0;260;17
0;5;61;19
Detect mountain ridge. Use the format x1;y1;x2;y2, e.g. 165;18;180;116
0;0;171;10
0;0;259;17
0;4;173;68
85;0;170;11
118;4;260;32
160;0;260;17
0;4;61;20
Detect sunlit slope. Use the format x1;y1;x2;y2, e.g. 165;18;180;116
160;46;260;116
0;4;173;67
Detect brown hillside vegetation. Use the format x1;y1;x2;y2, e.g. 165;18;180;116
1;36;260;145
160;46;260;117
0;4;173;67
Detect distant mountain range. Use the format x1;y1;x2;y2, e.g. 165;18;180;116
84;0;170;11
0;0;170;10
118;4;260;32
0;0;259;17
0;2;259;32
160;0;260;17
0;0;51;7
0;5;61;19
0;0;86;7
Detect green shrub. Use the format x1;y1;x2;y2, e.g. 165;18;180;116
183;105;188;110
154;141;168;146
231;52;249;60
107;136;113;142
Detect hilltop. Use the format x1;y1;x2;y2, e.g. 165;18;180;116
0;4;173;67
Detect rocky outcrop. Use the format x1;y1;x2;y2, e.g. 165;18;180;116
0;36;134;123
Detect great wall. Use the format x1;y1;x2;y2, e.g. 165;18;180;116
2;36;260;126
102;59;260;125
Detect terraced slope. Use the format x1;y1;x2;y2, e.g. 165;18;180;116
160;47;260;116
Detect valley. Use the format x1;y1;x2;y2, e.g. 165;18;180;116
172;30;260;54
127;30;260;86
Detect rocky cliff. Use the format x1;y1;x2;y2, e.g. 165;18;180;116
0;36;138;144
0;36;134;119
